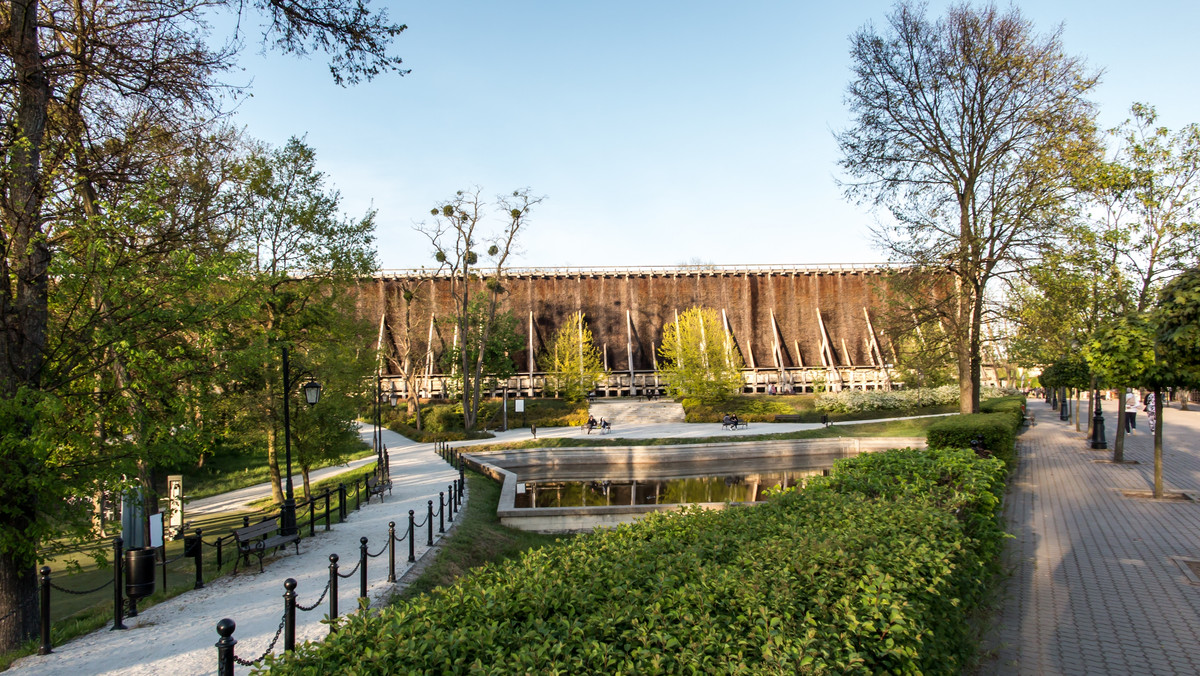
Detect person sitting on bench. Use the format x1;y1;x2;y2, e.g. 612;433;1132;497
729;414;741;428
600;417;611;432
722;414;732;429
586;415;597;434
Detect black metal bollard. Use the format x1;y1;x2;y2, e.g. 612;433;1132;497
438;492;445;533
387;522;396;583
215;618;237;676
284;578;297;652
1060;389;1070;421
359;537;368;601
193;529;205;590
216;535;223;571
338;483;347;523
426;500;433;546
112;537;126;631
160;544;168;592
38;566;51;655
243;515;250;528
356;477;362;510
324;488;331;531
328;554;339;632
408;510;416;563
447;484;454;522
309;498;316;538
384;450;390;481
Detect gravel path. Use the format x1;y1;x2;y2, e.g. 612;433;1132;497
9;425;462;676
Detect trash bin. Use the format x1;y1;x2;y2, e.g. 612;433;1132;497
125;547;157;600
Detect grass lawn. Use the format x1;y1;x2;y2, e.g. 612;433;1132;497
390;472;569;602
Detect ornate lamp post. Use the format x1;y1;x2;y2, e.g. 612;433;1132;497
281;347;321;537
1091;384;1108;449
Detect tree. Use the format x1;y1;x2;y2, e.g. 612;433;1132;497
228;136;377;506
1109;105;1200;313
657;307;745;403
837;1;1099;414
1;0;405;645
417;188;544;431
540;312;609;402
1084;314;1157;462
439;294;523;403
290;340;374;500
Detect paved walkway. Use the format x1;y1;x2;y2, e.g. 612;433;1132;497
9;425;463;676
981;399;1200;675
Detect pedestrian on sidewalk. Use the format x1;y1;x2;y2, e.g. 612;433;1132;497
1125;390;1140;433
1147;392;1158;436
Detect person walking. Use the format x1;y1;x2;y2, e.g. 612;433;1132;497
1125;390;1140;434
1147;392;1158;436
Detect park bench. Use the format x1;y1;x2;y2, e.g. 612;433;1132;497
721;420;750;431
233;517;300;573
367;475;392;503
581;421;612;434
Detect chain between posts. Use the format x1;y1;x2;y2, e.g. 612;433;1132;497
232;612;286;667
336;559;361;578
48;577;113;595
294;580;331;612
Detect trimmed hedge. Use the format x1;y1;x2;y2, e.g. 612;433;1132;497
263;448;1008;675
926;398;1024;470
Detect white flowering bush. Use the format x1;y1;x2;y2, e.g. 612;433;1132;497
814;385;1016;413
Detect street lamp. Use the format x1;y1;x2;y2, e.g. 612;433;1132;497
281;347;321;537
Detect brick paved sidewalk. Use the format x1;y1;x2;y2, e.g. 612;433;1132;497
980;400;1200;675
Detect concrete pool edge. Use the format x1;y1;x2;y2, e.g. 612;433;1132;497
461;436;926;532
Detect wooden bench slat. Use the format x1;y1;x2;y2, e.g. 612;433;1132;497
233;516;299;573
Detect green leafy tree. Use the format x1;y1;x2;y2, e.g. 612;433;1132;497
539;312;609;402
1112;105;1200;312
838;2;1099;414
227;136;377;506
1084;314;1157;463
658;307;745;403
439;294;524;404
290;340;374;500
0;0;407;647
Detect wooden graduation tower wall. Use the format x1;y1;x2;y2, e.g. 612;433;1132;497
354;264;899;397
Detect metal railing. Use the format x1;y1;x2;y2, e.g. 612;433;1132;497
214;446;467;674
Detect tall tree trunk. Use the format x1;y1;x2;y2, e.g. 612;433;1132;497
1153;385;1164;499
1112;387;1126;463
0;557;37;651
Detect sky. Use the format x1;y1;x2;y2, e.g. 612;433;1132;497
221;1;1200;272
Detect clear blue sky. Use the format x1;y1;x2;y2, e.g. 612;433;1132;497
224;1;1200;271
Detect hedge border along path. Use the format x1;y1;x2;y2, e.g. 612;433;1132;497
263;444;1008;676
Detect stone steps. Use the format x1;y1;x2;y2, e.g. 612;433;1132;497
588;399;685;425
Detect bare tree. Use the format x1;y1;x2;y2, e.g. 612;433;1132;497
837;1;1099;413
416;188;544;431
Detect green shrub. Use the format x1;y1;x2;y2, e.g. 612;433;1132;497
265;448;1007;675
980;395;1026;429
814;385;1019;414
927;412;1019;469
808;447;1007;565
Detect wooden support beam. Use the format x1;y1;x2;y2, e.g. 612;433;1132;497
626;310;636;395
528;311;536;397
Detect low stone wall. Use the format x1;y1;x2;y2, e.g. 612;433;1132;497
462;436;926;533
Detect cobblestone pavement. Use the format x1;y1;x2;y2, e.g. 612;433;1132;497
980;399;1200;675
